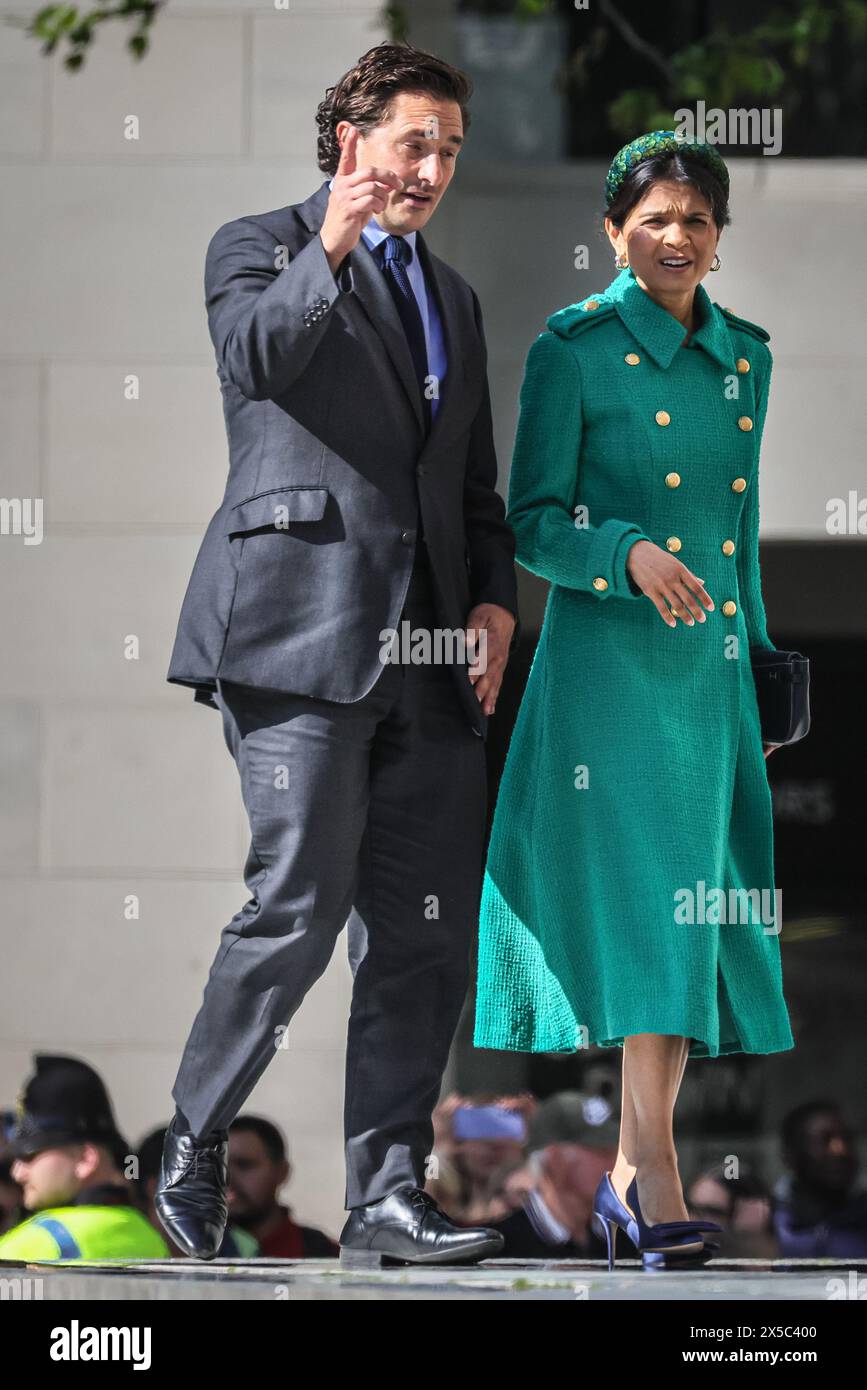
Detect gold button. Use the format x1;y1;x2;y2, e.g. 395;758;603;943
655;410;671;426
738;416;754;431
722;600;737;616
666;536;682;552
736;357;750;373
722;539;735;555
592;576;608;591
624;352;640;365
665;471;681;489
584;299;600;311
731;477;747;492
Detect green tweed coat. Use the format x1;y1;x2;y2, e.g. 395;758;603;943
474;265;795;1060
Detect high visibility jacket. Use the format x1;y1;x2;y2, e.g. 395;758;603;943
221;1225;259;1258
0;1204;169;1262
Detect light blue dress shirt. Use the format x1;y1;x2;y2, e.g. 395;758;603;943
327;179;447;418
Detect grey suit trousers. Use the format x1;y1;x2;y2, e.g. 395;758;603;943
171;554;488;1209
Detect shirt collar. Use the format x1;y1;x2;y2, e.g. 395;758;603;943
361;220;417;259
606;264;736;372
325;177;417;259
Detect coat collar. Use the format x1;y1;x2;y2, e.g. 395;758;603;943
606;265;737;373
296;179;331;233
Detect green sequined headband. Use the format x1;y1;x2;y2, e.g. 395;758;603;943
605;129;730;208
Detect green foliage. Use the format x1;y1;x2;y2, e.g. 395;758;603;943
589;0;867;140
380;3;409;45
514;0;556;15
455;0;556;15
10;0;867;159
385;1;554;41
607;88;672;140
9;0;160;70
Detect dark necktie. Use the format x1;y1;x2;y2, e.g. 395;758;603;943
378;235;432;434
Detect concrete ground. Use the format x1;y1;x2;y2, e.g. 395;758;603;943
4;1255;864;1300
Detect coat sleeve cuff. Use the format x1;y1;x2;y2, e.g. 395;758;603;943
302;231;349;310
586;520;650;599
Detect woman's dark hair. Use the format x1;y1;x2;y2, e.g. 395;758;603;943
606;151;731;231
316;42;472;176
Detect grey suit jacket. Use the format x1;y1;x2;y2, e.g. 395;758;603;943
166;180;519;739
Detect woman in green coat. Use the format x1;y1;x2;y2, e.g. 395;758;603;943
473;132;796;1262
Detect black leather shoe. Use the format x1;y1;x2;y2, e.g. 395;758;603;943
339;1185;505;1268
154;1114;229;1260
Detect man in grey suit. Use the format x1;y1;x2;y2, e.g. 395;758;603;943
157;43;518;1267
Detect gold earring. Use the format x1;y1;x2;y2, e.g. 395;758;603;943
615;252;628;269
710;253;722;271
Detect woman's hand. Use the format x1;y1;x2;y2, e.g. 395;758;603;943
465;603;516;716
626;539;715;627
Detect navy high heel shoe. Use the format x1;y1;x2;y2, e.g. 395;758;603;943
592;1171;723;1271
625;1175;723;1269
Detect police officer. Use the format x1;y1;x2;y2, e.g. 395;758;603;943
0;1055;168;1262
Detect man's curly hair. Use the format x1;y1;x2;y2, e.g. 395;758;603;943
315;42;472;176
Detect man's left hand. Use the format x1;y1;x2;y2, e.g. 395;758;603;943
464;603;516;716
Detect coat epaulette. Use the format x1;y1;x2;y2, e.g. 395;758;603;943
546;295;617;340
717;305;771;344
